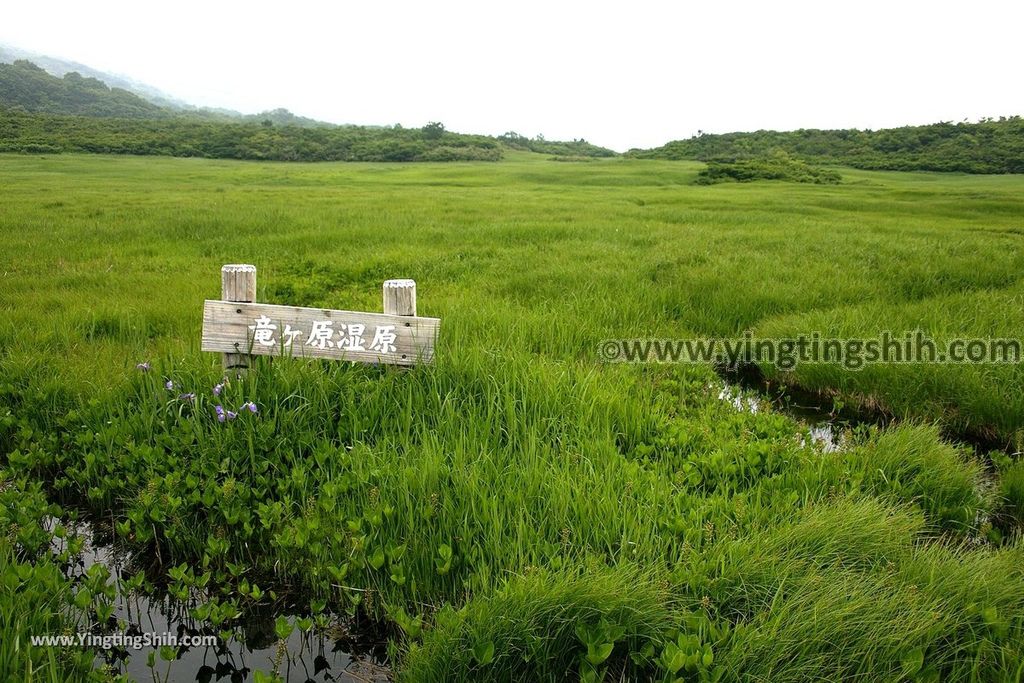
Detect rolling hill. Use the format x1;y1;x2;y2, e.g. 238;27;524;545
0;44;332;126
0;59;167;118
0;58;616;162
632;119;1024;174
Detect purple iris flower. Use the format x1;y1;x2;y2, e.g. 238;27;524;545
215;405;237;422
136;362;150;372
165;380;174;391
213;382;225;396
241;401;258;414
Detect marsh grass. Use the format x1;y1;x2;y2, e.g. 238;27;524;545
2;153;1024;680
2;352;1016;680
399;564;677;682
997;460;1024;530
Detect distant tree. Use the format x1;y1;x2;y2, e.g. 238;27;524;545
422;121;445;139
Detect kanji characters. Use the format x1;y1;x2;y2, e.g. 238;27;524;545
245;316;400;355
248;315;278;347
338;323;367;351
306;320;335;349
370;325;397;354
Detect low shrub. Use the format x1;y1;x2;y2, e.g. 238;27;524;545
695;150;841;185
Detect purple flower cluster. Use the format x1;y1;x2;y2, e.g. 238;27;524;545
142;364;258;425
214;405;238;423
214;402;258;423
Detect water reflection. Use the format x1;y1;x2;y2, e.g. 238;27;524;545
51;519;390;682
716;382;846;453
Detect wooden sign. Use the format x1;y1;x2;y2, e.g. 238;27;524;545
203;265;439;370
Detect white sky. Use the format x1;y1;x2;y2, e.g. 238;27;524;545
2;0;1022;151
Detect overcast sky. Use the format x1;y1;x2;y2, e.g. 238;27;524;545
2;0;1022;151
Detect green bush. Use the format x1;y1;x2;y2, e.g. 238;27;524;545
0;107;505;163
694;151;841;185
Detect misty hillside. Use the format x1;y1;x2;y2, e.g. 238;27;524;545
0;49;615;161
0;59;617;162
0;59;168;118
0;64;508;161
0;43;187;108
0;45;334;127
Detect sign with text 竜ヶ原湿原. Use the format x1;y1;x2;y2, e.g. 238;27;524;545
201;300;439;366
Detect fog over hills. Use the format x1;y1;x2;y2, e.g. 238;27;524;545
0;43;188;108
0;43;331;127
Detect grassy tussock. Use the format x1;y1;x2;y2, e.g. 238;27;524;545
400;565;675;682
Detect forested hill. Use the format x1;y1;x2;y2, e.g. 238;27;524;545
0;59;330;126
0;43;186;108
0;60;167;118
632;118;1024;174
0;59;617;162
0;110;509;161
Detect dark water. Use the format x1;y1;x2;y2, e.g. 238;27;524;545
50;519;390;683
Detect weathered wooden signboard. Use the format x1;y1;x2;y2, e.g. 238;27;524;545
202;265;439;369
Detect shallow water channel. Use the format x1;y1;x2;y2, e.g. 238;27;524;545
716;381;847;453
52;517;390;682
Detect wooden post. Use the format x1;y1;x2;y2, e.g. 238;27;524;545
221;264;257;375
383;279;417;317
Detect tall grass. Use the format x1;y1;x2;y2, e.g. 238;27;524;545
400;564;676;682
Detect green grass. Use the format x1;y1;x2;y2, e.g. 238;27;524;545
997;460;1024;529
2;153;1024;681
3;154;1023;437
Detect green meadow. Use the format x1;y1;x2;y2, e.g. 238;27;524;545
3;152;1024;681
